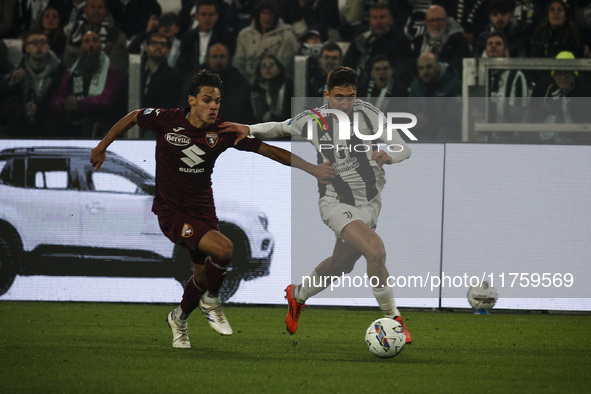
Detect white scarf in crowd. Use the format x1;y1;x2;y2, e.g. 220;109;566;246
70;51;110;98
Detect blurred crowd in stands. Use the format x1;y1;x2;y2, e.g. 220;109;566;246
1;0;590;142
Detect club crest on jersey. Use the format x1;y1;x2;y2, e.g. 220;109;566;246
206;132;219;147
181;223;194;238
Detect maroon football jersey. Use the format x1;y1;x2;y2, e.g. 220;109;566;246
136;107;263;219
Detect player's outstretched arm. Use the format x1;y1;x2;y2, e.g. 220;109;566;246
218;122;250;145
219;120;292;145
257;143;335;184
90;110;140;170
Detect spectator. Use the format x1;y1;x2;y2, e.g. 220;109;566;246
307;41;342;97
31;6;67;59
384;0;422;40
250;55;293;122
0;39;17;136
412;5;471;74
16;0;69;35
530;0;586;58
129;13;181;69
297;27;326;59
528;50;591;143
202;42;254;123
137;32;182;138
63;0;129;75
473;0;527;58
178;0;233;36
485;32;530;124
0;32;65;137
343;3;413;88
513;0;542;40
141;32;182;111
104;0;161;39
0;39;14;80
63;0;86;36
286;0;341;41
434;0;490;45
50;30;125;138
233;0;298;83
177;0;236;78
573;0;591;53
0;0;18;38
338;0;368;41
358;55;409;112
409;52;462;141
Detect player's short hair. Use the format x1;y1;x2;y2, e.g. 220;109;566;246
486;31;508;48
320;41;342;57
196;0;219;13
189;69;222;96
326;66;357;92
369;54;392;69
369;2;391;15
488;0;515;14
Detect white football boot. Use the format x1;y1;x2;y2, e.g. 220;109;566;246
199;292;233;335
166;309;191;348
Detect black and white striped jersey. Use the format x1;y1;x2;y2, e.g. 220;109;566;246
248;100;412;206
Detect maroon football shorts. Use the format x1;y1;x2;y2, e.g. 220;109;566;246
157;212;219;264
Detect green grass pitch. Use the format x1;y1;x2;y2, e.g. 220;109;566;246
1;301;590;393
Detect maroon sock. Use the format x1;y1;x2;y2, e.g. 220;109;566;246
180;275;206;316
205;256;230;296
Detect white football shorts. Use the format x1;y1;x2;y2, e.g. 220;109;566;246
318;195;382;238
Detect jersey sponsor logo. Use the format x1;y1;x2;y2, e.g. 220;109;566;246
178;167;205;173
181;223;194;238
206;132;219;147
173;127;185;132
143;108;154;115
181;144;205;167
166;133;191;146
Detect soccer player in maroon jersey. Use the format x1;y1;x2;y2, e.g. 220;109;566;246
90;70;335;348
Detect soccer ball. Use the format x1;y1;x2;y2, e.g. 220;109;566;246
467;281;498;312
365;318;406;358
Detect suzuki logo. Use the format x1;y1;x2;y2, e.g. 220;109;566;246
181;144;206;167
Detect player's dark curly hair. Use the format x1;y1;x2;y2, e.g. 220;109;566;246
189;69;222;96
326;66;357;92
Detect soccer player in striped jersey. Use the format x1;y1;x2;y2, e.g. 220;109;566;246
90;70;335;348
220;66;413;343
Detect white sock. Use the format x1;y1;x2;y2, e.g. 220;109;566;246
372;286;400;318
202;291;221;305
294;269;328;303
174;306;187;324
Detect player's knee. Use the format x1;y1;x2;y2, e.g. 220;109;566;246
219;239;234;261
211;238;233;262
365;243;386;265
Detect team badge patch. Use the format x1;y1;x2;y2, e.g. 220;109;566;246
181;223;194;238
206;132;219;147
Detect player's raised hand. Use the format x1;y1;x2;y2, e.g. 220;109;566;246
219;122;250;145
90;147;106;170
315;161;336;184
372;150;393;168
